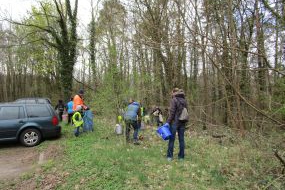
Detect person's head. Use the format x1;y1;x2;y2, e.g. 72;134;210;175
172;87;180;94
70;97;73;101
128;98;134;104
172;88;185;98
78;89;84;96
58;99;63;104
171;87;180;97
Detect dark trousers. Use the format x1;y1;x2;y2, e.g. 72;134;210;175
167;123;185;159
74;126;81;137
125;120;139;143
58;111;63;121
68;113;73;124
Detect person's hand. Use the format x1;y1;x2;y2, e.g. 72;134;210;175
83;105;89;110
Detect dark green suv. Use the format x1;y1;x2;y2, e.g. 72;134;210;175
0;103;61;147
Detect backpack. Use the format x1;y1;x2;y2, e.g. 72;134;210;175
176;98;189;122
179;107;189;122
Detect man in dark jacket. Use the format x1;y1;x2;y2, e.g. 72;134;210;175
165;88;188;161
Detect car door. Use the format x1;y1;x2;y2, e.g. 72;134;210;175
0;106;25;139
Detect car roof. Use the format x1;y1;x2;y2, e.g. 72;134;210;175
0;103;50;106
14;98;51;104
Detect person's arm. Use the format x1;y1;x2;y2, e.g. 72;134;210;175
80;97;88;110
166;99;177;124
137;106;141;121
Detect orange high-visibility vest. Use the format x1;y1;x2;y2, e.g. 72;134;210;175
73;94;84;111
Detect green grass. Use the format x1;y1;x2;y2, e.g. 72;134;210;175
55;119;285;189
1;118;285;189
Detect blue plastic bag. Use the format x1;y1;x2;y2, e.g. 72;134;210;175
83;110;94;132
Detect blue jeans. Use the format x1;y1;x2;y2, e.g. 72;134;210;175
137;120;141;131
167;123;185;159
125;120;139;142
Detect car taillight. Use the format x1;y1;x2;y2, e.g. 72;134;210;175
52;116;59;126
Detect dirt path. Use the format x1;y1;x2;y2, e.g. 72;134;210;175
0;141;61;181
0;144;39;180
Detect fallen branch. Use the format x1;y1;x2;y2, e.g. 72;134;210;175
212;134;226;138
273;149;285;173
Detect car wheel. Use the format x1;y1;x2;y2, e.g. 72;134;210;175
20;128;42;147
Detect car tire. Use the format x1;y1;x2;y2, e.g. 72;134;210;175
20;128;42;147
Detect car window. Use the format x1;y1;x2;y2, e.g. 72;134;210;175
26;105;51;117
0;106;20;120
19;106;25;118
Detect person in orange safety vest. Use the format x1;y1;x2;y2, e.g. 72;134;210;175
73;89;87;111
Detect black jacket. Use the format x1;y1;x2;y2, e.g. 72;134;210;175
166;91;188;125
55;103;65;112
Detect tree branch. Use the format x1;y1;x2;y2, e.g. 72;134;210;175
72;76;96;91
